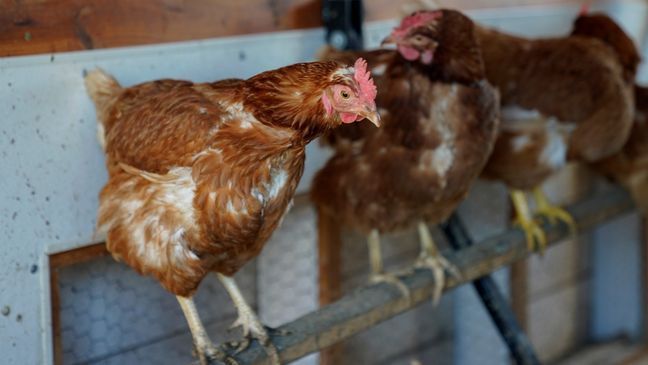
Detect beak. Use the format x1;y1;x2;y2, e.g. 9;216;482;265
360;105;381;127
381;34;396;46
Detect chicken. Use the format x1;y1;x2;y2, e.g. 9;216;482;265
592;85;648;212
312;9;499;302
84;60;380;365
477;11;639;252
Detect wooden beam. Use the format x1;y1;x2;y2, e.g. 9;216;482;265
49;242;108;269
209;188;634;365
643;215;648;341
0;0;582;57
510;260;529;332
0;0;323;57
316;206;343;365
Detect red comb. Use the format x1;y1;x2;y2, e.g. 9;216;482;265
579;2;590;15
392;10;443;39
353;58;377;103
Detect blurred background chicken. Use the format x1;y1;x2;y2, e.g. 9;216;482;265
592;84;648;213
477;10;640;252
84;60;380;365
312;9;499;302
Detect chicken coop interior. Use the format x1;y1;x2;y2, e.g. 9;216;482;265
2;0;648;364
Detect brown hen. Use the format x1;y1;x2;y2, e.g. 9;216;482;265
312;10;499;302
478;11;639;251
592;85;648;212
84;60;379;365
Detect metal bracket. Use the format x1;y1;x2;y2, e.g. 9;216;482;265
322;0;364;50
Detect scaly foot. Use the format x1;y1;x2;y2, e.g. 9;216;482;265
535;205;577;236
514;216;547;254
226;305;280;364
415;222;461;305
511;190;548;254
533;187;577;236
217;274;281;364
414;253;461;305
366;229;411;300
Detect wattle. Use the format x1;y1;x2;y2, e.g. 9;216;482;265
340;112;358;123
398;45;420;61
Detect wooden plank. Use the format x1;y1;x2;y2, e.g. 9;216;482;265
0;0;322;57
0;0;582;57
49;242;108;268
208;188;634;365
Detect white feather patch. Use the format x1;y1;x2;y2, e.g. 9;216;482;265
222;102;259;128
267;168;288;199
511;134;532;152
418;84;458;183
118;167;198;270
540;121;575;169
372;64;387;76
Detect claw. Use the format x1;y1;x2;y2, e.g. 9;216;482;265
414;222;461;305
265;326;291;337
533;188;577;235
195;343;239;365
218;274;281;364
515;216;548;254
511;190;548;254
370;272;411;299
177;296;238;365
366;230;412;301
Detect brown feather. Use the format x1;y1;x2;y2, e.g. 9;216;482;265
592;85;648;212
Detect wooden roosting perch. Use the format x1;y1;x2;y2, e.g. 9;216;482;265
207;188;635;365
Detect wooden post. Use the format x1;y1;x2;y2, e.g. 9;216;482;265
509;195;529;333
317;206;343;365
510;260;528;332
643;215;648;341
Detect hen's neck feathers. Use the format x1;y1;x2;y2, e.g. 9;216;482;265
422;10;485;84
243;61;341;142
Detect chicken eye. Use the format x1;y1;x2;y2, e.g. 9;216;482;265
340;90;350;99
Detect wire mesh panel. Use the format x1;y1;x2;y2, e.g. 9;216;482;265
58;256;256;364
258;201;321;365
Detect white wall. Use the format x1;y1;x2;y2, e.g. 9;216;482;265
1;1;646;364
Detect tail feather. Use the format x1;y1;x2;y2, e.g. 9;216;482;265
84;69;121;150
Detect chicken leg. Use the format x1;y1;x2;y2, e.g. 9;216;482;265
217;274;281;364
533;187;577;235
510;190;547;254
177;296;237;365
415;222;461;305
367;229;410;298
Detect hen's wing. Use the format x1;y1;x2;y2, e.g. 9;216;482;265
101;78;245;173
